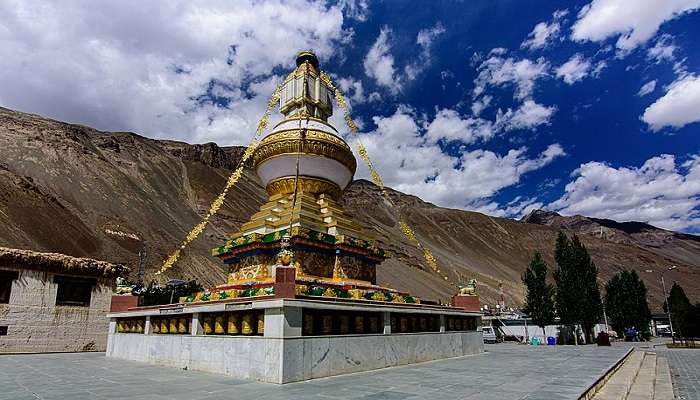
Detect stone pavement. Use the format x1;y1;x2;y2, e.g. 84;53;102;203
664;348;700;400
0;344;631;400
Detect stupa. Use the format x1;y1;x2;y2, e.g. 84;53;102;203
106;51;483;384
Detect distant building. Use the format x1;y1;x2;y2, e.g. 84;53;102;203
0;247;125;353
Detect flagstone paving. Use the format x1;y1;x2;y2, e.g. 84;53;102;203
0;343;632;400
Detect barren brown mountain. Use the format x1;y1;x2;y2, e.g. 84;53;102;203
1;107;698;309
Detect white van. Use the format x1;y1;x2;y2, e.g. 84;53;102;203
482;326;497;344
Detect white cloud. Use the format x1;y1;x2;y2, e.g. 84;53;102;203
473;52;550;100
642;74;700;131
647;34;678;63
405;23;446;80
356;107;565;209
549;154;700;231
425;109;494;145
521;9;568;50
555;54;592;84
638;80;657;96
571;0;700;51
0;0;346;145
338;0;370;21
496;100;557;131
337;77;366;104
363;27;401;93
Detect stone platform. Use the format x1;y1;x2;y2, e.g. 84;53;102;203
106;298;482;383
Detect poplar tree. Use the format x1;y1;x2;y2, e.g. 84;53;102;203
522;251;555;338
604;270;651;337
553;232;603;344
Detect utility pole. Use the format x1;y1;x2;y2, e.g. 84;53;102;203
646;265;677;342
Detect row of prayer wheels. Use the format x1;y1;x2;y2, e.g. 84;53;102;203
390;315;440;333
116;318;145;333
152;317;190;334
201;312;264;336
302;312;382;336
446;316;477;331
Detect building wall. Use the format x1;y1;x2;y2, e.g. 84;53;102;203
0;267;113;353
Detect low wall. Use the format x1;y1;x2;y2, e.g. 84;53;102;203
107;331;483;383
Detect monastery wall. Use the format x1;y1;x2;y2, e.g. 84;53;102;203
0;267;113;353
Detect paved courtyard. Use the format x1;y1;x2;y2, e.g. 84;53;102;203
664;348;700;400
0;344;631;400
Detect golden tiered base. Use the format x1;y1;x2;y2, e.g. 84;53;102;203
240;190;363;238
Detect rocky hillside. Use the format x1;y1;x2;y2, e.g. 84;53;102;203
1;107;698;309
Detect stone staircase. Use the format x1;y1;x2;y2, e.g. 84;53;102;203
592;350;674;400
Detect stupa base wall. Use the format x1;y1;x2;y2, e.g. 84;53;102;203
106;299;483;383
107;330;483;383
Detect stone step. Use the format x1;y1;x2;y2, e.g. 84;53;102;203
654;356;674;400
593;350;645;400
627;352;655;400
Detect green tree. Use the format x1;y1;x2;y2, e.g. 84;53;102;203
522;251;556;338
604;270;651;337
553;232;603;344
667;282;700;339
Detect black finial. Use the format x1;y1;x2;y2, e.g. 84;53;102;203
296;50;319;69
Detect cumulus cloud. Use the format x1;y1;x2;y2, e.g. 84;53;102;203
364;23;444;93
642;74;700;131
521;9;568;50
549;154;700;231
473;52;550;100
496;100;557;131
638;80;657;96
555;54;592;84
337;77;366;104
363;27;401;93
571;0;700;51
424;109;494;145
0;0;347;145
647;34;678;63
356;107;565;209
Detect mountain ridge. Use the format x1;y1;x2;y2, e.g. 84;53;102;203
1;106;698;309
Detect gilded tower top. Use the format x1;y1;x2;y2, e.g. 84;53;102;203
279;50;333;121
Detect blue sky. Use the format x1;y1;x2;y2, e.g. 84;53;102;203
1;0;700;232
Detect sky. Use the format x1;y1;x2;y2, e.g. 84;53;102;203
1;0;700;232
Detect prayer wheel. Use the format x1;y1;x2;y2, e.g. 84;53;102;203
227;314;241;335
169;318;178;334
117;321;125;333
390;317;397;333
257;313;265;335
136;319;144;333
448;318;455;331
455;319;462;331
400;317;408;333
369;316;379;333
215;315;225;334
203;317;213;334
303;313;314;336
130;320;137;333
411;317;418;332
339;315;349;334
152;319;160;334
321;314;333;335
419;317;427;332
354;315;364;333
178;318;188;334
160;319;169;334
242;313;254;335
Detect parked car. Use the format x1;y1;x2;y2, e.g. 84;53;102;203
482;326;498;344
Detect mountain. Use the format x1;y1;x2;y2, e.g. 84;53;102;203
1;107;698;309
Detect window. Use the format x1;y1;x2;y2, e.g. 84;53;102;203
0;326;7;336
55;276;96;307
0;271;19;304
